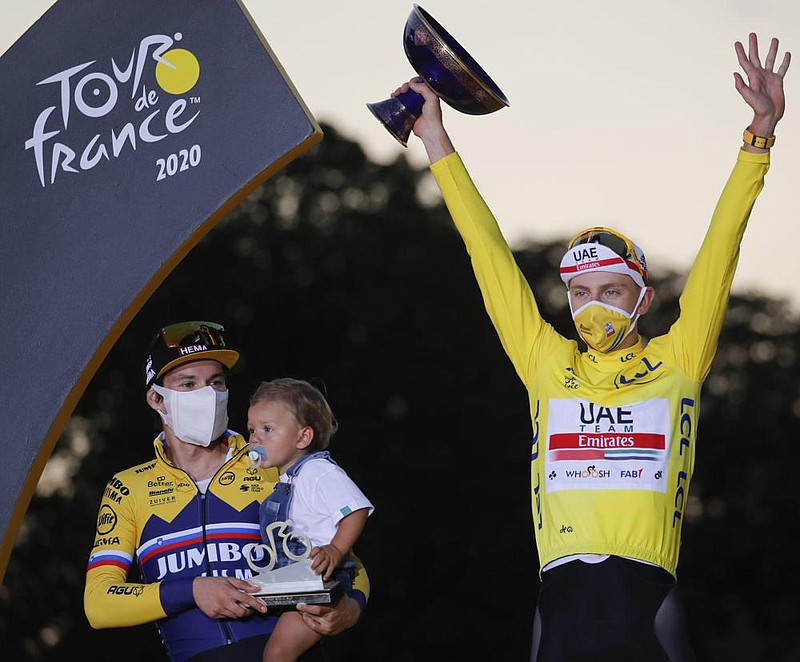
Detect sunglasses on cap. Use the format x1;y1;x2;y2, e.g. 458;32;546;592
568;226;646;282
157;321;228;349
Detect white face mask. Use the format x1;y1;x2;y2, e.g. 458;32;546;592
152;384;229;447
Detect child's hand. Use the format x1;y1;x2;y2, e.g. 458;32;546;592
309;544;343;581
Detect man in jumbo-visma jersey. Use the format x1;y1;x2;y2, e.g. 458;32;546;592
84;321;368;662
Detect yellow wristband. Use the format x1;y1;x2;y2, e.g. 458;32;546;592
743;127;775;149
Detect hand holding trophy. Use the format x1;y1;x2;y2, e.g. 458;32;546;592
245;519;345;607
367;4;510;146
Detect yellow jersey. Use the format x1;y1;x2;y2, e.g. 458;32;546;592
431;149;769;577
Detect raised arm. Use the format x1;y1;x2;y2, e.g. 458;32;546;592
669;33;790;379
735;33;791;151
391;77;564;381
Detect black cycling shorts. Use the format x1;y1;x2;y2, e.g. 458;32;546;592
530;556;695;662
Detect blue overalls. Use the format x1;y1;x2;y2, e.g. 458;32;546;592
258;451;355;590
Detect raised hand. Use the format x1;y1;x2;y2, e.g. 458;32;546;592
391;78;455;162
734;33;791;137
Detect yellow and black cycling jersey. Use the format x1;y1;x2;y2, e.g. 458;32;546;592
85;430;369;662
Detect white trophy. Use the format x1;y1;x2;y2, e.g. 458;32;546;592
245;519;345;607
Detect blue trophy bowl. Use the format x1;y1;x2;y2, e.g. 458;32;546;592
367;4;510;147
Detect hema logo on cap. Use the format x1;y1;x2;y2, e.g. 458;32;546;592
178;344;209;356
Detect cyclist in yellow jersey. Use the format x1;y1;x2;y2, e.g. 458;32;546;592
391;33;790;661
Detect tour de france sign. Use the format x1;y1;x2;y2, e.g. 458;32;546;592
0;0;322;581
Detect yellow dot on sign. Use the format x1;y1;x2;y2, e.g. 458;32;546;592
155;48;200;95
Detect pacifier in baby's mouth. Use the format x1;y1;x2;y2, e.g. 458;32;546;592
247;445;267;468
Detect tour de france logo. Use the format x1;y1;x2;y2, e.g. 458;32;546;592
25;32;204;188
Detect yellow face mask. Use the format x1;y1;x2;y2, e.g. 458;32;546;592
569;288;646;353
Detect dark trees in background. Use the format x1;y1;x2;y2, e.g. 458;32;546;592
2;124;799;661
